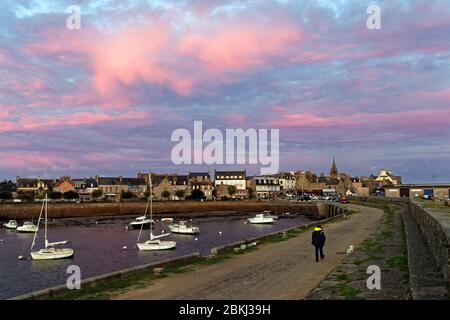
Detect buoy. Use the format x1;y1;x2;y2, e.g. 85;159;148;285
95;221;98;224
195;238;198;241
219;231;222;235
125;226;129;230
0;239;4;242
123;246;127;250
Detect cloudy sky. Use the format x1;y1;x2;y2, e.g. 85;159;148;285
0;0;449;182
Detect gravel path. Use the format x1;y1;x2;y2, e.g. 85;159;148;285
114;204;383;300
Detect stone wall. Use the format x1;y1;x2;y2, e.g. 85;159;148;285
0;200;345;221
0;201;320;220
409;200;450;281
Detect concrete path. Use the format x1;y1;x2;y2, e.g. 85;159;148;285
116;204;383;300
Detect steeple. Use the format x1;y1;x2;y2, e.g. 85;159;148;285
330;157;338;179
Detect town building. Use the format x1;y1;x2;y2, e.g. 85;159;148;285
273;172;296;195
95;176;147;201
214;170;247;199
16;177;56;194
250;176;281;199
188;172;213;200
375;170;402;185
53;177;76;194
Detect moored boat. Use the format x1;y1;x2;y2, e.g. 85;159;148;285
169;220;200;235
248;213;274;224
3;220;18;229
136;174;177;251
16;221;38;233
30;195;74;260
129;216;154;229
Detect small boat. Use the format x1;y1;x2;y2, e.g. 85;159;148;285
169;220;200;235
129;216;154;229
3;220;18;229
17;221;38;233
248;214;274;224
264;210;279;220
30;195;74;260
161;218;174;223
136;175;177;251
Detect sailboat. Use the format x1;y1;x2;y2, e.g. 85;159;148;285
30;195;74;260
136;176;176;251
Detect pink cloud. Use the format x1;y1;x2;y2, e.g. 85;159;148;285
179;19;301;73
0;111;148;133
270;109;450;131
224;113;249;125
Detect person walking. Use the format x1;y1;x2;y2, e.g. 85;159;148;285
312;225;326;262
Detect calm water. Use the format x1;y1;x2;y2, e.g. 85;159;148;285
0;214;313;299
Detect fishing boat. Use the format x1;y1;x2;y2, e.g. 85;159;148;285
169;220;200;235
161;218;174;223
136;175;176;251
16;221;38;233
3;220;18;229
129;216;154;229
248;213;274;224
30;195;74;260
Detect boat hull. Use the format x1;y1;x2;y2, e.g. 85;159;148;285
168;225;200;235
16;227;38;233
3;224;17;229
31;248;74;260
248;218;274;224
137;240;176;251
129;222;152;229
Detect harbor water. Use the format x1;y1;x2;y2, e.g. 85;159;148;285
0;214;314;299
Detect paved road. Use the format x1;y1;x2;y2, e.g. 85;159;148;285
116;204;383;300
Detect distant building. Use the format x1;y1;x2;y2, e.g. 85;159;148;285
16;177;56;194
96;176;147;201
250;176;281;199
72;178;99;201
188;172;213;200
0;180;16;193
375;170;402;185
273;172;296;194
53;177;76;194
214;170;247;199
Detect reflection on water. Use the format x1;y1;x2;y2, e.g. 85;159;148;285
0;215;313;299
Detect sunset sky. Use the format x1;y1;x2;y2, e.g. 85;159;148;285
0;0;449;182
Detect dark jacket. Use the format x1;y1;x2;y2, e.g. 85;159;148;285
312;228;326;247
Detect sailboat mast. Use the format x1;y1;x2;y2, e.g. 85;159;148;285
149;174;153;240
44;194;48;249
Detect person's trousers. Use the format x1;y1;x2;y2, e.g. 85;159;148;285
315;245;324;262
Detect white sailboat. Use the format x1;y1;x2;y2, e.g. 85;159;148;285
30;195;74;260
136;176;176;251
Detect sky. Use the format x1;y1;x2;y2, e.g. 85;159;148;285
0;0;449;183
